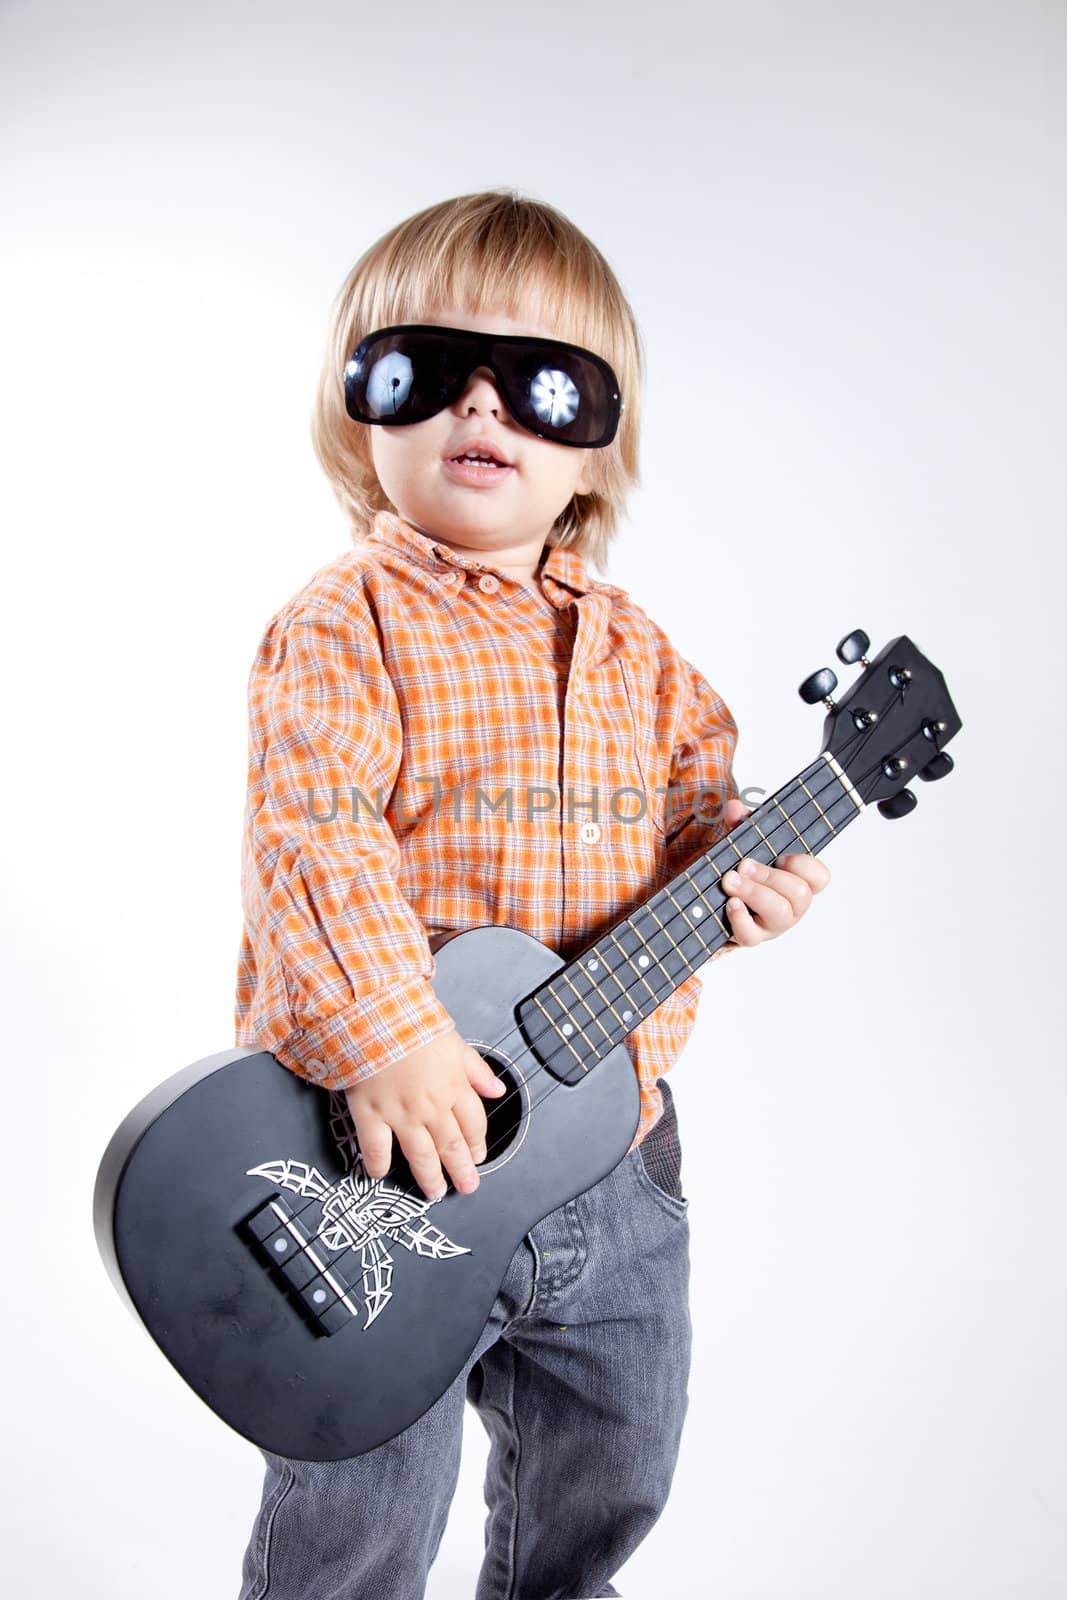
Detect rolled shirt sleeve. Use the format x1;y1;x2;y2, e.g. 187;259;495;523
235;604;456;1089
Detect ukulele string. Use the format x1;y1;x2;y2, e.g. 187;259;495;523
425;713;899;1188
276;771;839;1239
282;702;899;1245
281;682;917;1264
304;753;872;1219
278;753;864;1245
458;757;858;1156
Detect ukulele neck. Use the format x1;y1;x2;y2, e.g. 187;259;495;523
517;751;864;1084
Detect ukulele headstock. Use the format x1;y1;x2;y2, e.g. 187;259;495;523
799;630;962;819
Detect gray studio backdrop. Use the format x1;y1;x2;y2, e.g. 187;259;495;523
2;2;1063;1596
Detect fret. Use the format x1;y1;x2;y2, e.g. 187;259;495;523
771;796;809;852
796;777;839;839
553;967;616;1049
563;957;635;1035
516;753;864;1083
527;991;589;1073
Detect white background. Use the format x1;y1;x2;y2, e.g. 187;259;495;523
3;1;1064;1595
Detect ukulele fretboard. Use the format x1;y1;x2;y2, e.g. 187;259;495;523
516;752;864;1085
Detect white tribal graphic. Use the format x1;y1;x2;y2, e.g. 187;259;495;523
246;1091;472;1330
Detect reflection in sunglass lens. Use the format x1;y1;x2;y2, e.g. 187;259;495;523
364;347;415;417
528;365;581;428
359;336;450;420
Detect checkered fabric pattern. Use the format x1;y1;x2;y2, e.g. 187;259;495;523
235;510;738;1150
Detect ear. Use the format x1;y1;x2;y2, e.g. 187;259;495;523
574;452;594;496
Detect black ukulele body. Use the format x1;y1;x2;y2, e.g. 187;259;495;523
94;925;641;1461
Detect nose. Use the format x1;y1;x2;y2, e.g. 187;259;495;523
456;365;510;418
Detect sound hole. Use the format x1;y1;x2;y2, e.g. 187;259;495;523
478;1051;525;1164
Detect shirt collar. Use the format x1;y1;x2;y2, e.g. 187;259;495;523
365;509;624;600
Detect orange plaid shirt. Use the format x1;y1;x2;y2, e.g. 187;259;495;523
235;509;739;1150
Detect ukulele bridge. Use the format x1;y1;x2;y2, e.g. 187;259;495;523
241;1194;362;1336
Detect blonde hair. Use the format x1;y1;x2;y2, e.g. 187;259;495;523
311;188;645;573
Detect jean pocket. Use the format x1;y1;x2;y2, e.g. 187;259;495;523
632;1084;690;1217
632;1142;690;1219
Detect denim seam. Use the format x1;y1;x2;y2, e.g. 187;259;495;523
504;1340;522;1600
548;1200;590;1296
247;1460;296;1599
533;1200;589;1308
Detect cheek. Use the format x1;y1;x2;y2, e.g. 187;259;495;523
367;429;390;477
536;444;589;497
370;426;432;483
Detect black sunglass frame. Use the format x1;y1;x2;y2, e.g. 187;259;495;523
343;323;625;450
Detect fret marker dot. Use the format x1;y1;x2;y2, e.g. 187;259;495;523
589;960;599;972
693;906;703;918
312;1289;327;1304
561;1022;575;1037
638;954;650;967
273;1238;289;1253
622;1009;634;1022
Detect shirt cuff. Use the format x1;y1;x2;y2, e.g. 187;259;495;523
275;976;457;1090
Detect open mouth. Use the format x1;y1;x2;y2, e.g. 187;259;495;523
443;452;515;484
449;450;509;466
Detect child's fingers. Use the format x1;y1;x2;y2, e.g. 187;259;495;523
350;1110;395;1181
453;1088;491;1167
774;852;831;893
463;1042;506;1096
752;863;815;919
410;1115;479;1202
723;893;764;946
721;865;797;936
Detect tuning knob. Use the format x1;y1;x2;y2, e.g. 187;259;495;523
877;788;917;819
919;752;954;781
836;629;871;666
798;667;838;705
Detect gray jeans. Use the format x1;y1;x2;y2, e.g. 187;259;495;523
238;1081;692;1600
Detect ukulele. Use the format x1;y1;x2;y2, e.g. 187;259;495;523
93;629;961;1461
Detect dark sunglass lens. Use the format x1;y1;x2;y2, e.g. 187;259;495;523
345;331;451;422
500;346;613;445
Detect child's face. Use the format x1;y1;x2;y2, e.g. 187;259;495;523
368;302;595;563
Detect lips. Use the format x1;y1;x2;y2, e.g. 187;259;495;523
444;437;514;467
442;455;515;487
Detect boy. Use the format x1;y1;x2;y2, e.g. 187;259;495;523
235;189;829;1600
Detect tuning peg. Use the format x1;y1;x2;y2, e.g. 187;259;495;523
798;667;838;706
836;629;871;666
919;752;954;781
877;788;918;819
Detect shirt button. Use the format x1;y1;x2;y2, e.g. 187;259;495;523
478;573;499;593
579;820;601;845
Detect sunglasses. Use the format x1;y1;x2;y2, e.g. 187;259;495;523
343;323;625;449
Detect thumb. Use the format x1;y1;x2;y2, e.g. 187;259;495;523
466;1045;506;1094
722;796;753;830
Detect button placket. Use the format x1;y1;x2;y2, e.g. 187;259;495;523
618;657;670;836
